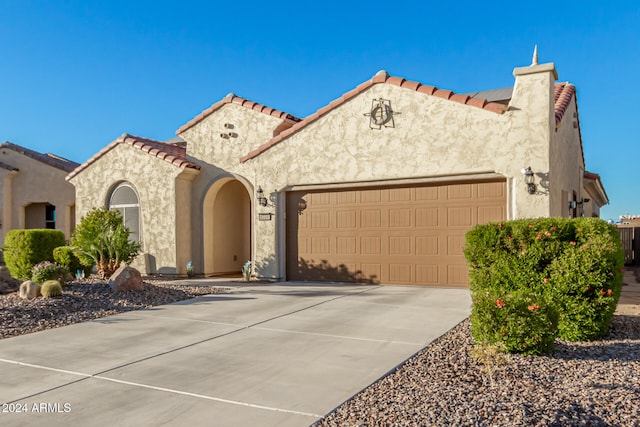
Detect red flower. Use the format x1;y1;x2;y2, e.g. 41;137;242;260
545;231;551;237
507;235;512;240
528;223;534;228
543;278;550;284
498;223;504;228
585;285;591;291
601;290;607;296
528;304;540;311
570;241;576;246
550;226;557;231
607;289;613;296
619;268;624;273
577;227;582;232
496;298;505;308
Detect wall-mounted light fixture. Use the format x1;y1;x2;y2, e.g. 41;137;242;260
256;186;275;207
521;167;536;194
297;198;307;215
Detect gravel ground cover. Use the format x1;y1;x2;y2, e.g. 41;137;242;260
316;315;640;427
0;278;227;339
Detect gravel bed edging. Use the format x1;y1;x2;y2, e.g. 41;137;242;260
0;279;228;339
315;315;640;427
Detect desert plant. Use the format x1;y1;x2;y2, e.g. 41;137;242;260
53;246;93;278
471;289;559;355
70;208;141;278
40;280;63;298
465;217;623;349
242;260;252;281
469;341;509;386
3;229;66;280
32;261;69;285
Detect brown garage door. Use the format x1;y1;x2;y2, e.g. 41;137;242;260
286;180;506;286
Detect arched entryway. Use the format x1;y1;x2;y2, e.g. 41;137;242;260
203;178;251;276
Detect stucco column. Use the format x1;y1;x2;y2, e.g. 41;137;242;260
508;61;557;218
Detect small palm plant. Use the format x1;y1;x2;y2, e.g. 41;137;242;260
71;208;141;279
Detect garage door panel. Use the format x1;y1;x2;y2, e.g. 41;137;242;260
416;236;439;256
416;264;439;285
389;209;411;227
287;180;505;286
390;264;413;283
447;207;473;227
415;207;439;227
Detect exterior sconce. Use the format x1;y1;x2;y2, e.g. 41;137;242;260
521;167;536;194
256;187;276;207
568;200;577;210
297;198;307;215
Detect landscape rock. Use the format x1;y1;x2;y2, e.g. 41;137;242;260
19;281;41;299
108;265;143;292
0;266;13;282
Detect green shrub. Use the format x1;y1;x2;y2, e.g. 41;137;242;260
3;229;66;280
32;261;69;285
471;289;559;355
40;280;63;298
465;218;623;349
70;208;141;278
53;246;93;278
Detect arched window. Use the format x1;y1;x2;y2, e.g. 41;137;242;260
109;183;141;242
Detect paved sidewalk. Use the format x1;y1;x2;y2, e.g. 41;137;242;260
0;282;471;427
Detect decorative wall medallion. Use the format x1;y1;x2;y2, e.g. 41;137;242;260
364;98;399;129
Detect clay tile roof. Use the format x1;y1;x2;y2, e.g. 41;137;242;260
240;71;506;163
554;82;576;125
66;133;200;181
176;93;301;135
0;141;79;172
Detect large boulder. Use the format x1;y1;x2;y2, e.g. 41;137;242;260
108;265;144;292
19;281;41;299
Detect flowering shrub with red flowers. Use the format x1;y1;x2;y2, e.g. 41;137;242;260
465;218;624;352
471;289;558;355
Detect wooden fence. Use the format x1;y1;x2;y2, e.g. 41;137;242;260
617;227;640;265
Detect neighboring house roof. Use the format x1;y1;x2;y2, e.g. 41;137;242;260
584;170;609;206
66;133;200;181
240;70;508;163
176;93;302;135
466;83;577;126
0;141;80;172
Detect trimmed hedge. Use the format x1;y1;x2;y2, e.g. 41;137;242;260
465;218;623;353
3;229;66;280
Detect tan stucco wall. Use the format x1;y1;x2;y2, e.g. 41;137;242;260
178;103;283;274
69;144;194;274
243;69;557;278
549;97;584;217
0;149;76;243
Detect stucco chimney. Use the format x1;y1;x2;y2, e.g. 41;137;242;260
507;52;559;218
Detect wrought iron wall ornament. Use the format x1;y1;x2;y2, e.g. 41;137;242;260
364;98;399;129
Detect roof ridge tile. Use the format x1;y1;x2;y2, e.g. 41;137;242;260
177;94;301;135
66;134;200;181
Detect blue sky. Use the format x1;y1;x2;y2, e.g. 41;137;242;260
0;1;637;221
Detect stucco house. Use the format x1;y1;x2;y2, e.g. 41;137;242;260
67;56;608;286
0;142;78;245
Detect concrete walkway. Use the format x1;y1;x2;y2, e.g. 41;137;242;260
0;282;471;427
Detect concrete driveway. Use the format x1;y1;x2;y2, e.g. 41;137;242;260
0;282;471;427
